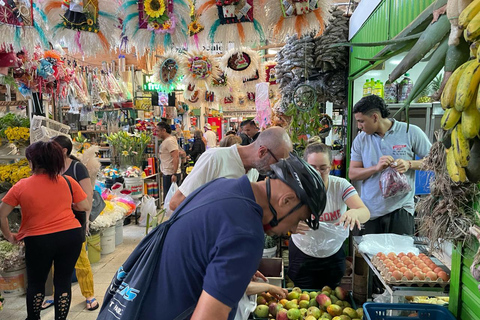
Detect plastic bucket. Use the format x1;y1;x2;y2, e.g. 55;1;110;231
101;226;116;255
0;265;27;296
115;219;124;246
124;177;144;199
86;233;101;263
263;246;277;258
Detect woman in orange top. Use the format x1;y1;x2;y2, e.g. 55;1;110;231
0;141;89;320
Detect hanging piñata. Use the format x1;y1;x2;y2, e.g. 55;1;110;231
0;0;48;53
152;50;183;93
197;0;265;48
42;0;120;56
263;0;331;40
122;0;190;54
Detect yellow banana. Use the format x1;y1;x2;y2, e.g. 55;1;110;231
441;60;473;110
455;60;480;112
466;10;480;41
441;108;461;130
462;96;480;139
446;148;467;182
460;0;480;28
452;124;470;167
472;41;479;59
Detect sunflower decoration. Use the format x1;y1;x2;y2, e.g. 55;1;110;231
188;21;203;36
144;0;166;18
152;50;183;93
122;0;189;54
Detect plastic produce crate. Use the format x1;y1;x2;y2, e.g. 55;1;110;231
363;303;456;320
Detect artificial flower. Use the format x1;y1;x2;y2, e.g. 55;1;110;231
122;150;130;156
144;0;166;18
188;21;203;35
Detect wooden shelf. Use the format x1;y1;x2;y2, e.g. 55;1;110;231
143;173;159;180
71;130;108;134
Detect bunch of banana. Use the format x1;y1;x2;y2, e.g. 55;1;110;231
441;56;480;182
460;0;480;42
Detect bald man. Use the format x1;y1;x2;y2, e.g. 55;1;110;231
169;126;293;211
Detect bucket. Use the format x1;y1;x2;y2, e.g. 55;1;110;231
86;233;101;263
263;246;277;258
101;226;116;255
124;177;144;199
115;219;124;246
0;265;27;296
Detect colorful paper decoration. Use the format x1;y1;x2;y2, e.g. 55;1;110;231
255;82;271;129
220;47;261;83
0;0;49;53
43;0;120;56
197;0;265;48
152;50;182;93
122;0;190;54
182;50;219;91
263;0;331;40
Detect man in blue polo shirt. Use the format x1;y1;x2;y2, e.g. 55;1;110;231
98;154;326;320
349;95;431;235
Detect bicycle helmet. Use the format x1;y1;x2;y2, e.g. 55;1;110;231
267;152;326;230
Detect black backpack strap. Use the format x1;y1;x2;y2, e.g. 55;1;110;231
62;175;73;201
73;161;78;181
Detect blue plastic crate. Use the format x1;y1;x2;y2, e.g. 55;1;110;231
363;303;455;320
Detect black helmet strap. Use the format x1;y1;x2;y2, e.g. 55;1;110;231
266;177;306;229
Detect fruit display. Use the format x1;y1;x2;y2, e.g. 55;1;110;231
371;252;450;286
405;296;449;305
253;286;363;320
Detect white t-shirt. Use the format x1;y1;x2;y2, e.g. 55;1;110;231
179;144;259;198
204;130;217;149
159;136;179;175
291;175;357;258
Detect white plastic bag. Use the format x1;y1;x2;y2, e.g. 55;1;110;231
139;196;157;227
292;221;349;258
358;233;419;256
234;293;257;320
163;182;178;219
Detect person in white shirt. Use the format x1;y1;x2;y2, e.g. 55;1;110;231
203;123;217;149
168;126;293;211
155;122;180;201
289;141;370;289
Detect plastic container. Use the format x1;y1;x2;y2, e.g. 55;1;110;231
115;219;124;246
384;79;398;103
124;177;144;199
87;233;101;263
0;265;27;296
363;303;455;320
373;80;384;98
363;79;370;97
398;73;413;103
101;226;116;255
257;258;283;287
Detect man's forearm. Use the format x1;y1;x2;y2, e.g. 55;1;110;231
172;157;179;175
410;159;425;171
348;165;379;181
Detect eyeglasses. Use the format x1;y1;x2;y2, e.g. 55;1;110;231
263;147;279;162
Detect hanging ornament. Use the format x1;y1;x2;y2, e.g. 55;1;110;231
42;0;120;56
182;50;219;90
122;0;190;54
263;0;331;40
197;0;265;48
152;50;182;93
293;83;316;112
220;47;261;83
187;0;204;49
255;82;271;129
0;0;49;53
243;61;265;93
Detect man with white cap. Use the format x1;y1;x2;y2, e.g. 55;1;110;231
204;123;217;149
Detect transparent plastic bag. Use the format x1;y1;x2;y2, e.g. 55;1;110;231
139;196;156;227
358;234;419;256
163;182;178;219
379;167;411;198
292;221;349;258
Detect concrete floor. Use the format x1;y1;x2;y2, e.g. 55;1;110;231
1;224;145;320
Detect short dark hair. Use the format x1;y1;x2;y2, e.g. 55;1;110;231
52;135;80;161
157;121;171;134
241;120;257;128
26;141;65;180
353;95;390;118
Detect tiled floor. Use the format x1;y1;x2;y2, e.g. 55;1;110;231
1;224;145;320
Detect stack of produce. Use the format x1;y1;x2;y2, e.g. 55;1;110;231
405;296;449;305
253;286;363;320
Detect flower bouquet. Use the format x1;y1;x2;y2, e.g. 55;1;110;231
104;131;151;168
122;166;143;178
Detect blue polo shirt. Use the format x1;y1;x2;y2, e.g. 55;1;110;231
138;176;264;319
350;119;431;219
